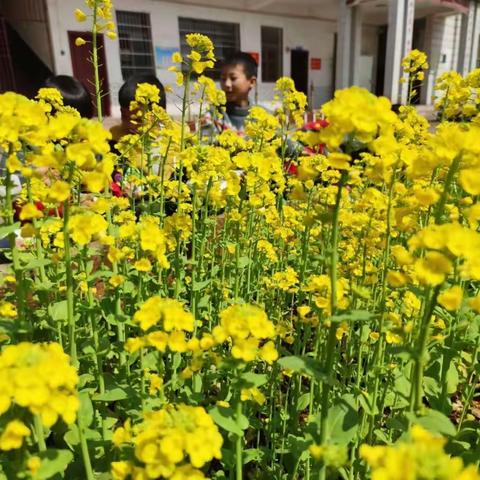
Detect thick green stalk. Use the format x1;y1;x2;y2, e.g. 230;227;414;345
78;417;95;480
5;169;26;325
236;399;243;480
411;285;441;412
34;415;46;452
318;171;347;480
62;198;77;366
367;168;396;441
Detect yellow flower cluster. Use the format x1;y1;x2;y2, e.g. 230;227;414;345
111;404;223;480
0;343;79;427
275;77;308;128
360;425;480;480
0;420;31;451
212;304;278;363
435;69;480;120
305;274;349;314
75;0;117;40
169;33;215;85
319;86;397;150
409;222;480;284
401;49;429;81
125;297;194;354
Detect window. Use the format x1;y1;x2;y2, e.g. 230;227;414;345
178;18;240;79
261;26;283;82
116;10;155;80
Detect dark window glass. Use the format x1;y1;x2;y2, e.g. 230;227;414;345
261;26;283;82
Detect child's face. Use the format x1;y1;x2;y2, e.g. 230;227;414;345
220;64;256;106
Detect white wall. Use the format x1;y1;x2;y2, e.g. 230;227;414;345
46;0;336;117
421;13;463;104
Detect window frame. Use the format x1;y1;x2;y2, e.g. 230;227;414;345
116;10;156;80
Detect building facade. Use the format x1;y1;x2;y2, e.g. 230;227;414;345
0;0;479;115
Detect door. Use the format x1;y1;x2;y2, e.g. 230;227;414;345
375;26;387;96
411;18;427;104
68;31;111;117
290;49;309;97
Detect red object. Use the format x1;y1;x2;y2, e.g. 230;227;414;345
301;118;328;156
111;181;123;197
310;58;321;70
248;52;260;65
283;161;298;175
13;200;64;223
303;119;328;131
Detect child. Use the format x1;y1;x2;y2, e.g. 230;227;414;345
110;73;166;142
206;51;258;135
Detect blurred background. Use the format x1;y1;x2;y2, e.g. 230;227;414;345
0;0;478;120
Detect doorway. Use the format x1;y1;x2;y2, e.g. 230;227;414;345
68;31;111;117
375;26;387;96
290;48;309;97
411;18;427;104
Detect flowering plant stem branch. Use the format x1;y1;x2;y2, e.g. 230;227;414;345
236;398;243;480
78;417;95;480
63;187;77;366
34;415;46;452
318;170;347;480
91;0;103;123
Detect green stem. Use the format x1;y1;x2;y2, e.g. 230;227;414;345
78;417;95;480
5;169;26;326
34;415;46;452
318;171;347;480
433;156;460;224
91;1;102;122
236;399;243;480
63;197;77;366
411;285;441;412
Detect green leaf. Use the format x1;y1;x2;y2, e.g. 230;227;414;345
192;279;211;292
326;394;360;445
239;372;268;388
0;222;20;240
243;448;265;465
296;393;310;412
93;387;128;402
446;362;459;395
19;258;52;271
36;449;73;479
330;310;374;324
78;391;94;428
209;406;244;436
407;409;456;437
48;300;68;323
237;256;251;268
63;424;79;448
277;356;327;380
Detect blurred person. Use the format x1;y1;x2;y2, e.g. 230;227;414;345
111;73;166;142
44;75;93;118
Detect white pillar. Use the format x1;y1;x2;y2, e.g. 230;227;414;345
384;0;415;104
468;2;480;71
335;1;362;90
457;0;476;75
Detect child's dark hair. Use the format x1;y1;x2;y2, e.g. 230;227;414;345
118;73;166;109
44;75;93;118
222;51;258;79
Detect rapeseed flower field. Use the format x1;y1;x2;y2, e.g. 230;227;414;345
0;1;480;478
